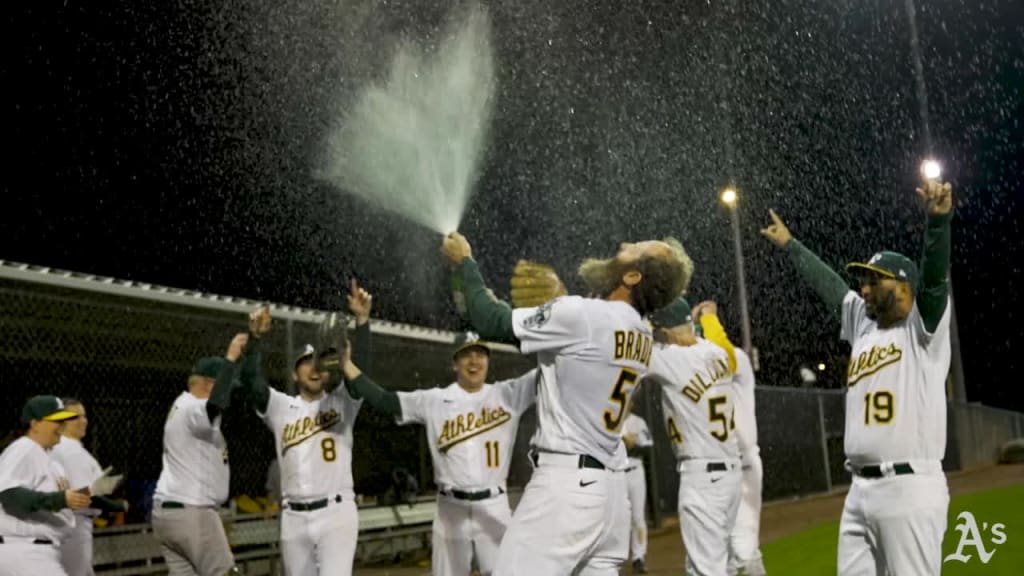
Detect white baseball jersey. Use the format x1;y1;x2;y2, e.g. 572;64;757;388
398;370;537;490
0;437;75;542
840;291;952;465
511;296;653;470
647;338;739;461
621;413;653;469
730;349;759;459
259;387;362;501
154;392;229;507
50;437;104;517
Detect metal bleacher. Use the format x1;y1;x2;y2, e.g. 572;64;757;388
94;498;439;575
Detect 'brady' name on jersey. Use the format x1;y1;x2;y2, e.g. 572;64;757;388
614;330;653;366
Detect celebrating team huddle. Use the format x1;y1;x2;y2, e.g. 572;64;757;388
0;177;954;576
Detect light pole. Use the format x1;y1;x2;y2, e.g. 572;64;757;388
720;186;753;357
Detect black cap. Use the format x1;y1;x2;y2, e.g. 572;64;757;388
452;332;490;360
191;357;228;379
846;251;919;290
649;297;693;329
21;396;80;424
293;344;317;369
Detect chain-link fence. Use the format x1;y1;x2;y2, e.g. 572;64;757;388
2;260;1022;529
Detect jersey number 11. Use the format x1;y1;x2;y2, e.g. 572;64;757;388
485;441;500;468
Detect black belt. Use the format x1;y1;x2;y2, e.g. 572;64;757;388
529;450;606;470
287;495;342;512
854;462;915;478
707;462;728;472
625;466;638;473
160;501;185;509
0;536;53;545
441;487;505;501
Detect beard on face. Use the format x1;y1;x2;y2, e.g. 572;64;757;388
865;288;896;321
578;257;629;297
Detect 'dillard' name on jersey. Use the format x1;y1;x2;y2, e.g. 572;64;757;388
282;409;341;454
682;357;730;403
614;330;652;366
847;343;903;386
438;406;512;453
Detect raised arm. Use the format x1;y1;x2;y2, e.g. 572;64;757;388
240;307;273;413
692;301;737;373
443;232;518;344
206;333;248;423
347;279;374;375
915;180;953;332
761;209;850;316
342;346;401;416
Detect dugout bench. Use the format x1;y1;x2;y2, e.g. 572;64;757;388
93;497;438;575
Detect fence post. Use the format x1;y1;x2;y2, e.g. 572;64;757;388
817;393;833;492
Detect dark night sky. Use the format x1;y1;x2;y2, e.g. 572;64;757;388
2;0;1022;411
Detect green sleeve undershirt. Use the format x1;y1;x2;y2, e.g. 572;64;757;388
241;337;271;413
346;374;402;417
206;358;238;423
0;487;66;516
457;258;519;345
784;211;951;331
784;239;850;317
351;322;371;377
917;213;952;332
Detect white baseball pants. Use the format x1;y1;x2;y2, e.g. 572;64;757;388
0;539;67;576
837;463;948;576
728;451;765;575
677;458;742;576
60;514;96;576
493;453;630;576
281;498;358;576
625;464;648;561
432;492;512;576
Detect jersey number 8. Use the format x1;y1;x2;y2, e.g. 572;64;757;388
321;438;337;462
604;368;639;432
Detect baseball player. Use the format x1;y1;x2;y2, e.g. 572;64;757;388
238;280;373;576
727;348;766;576
342;332;538;575
0;396;89;576
152;333;248;576
761;177;954;575
620;409;653;574
646;297;741;576
49;399;128;576
441;232;693;575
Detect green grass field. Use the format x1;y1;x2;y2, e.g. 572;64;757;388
762;484;1024;575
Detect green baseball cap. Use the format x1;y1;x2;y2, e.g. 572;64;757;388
21;395;80;424
649;297;693;328
191;356;228;379
452;332;490;359
847;251;919;289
